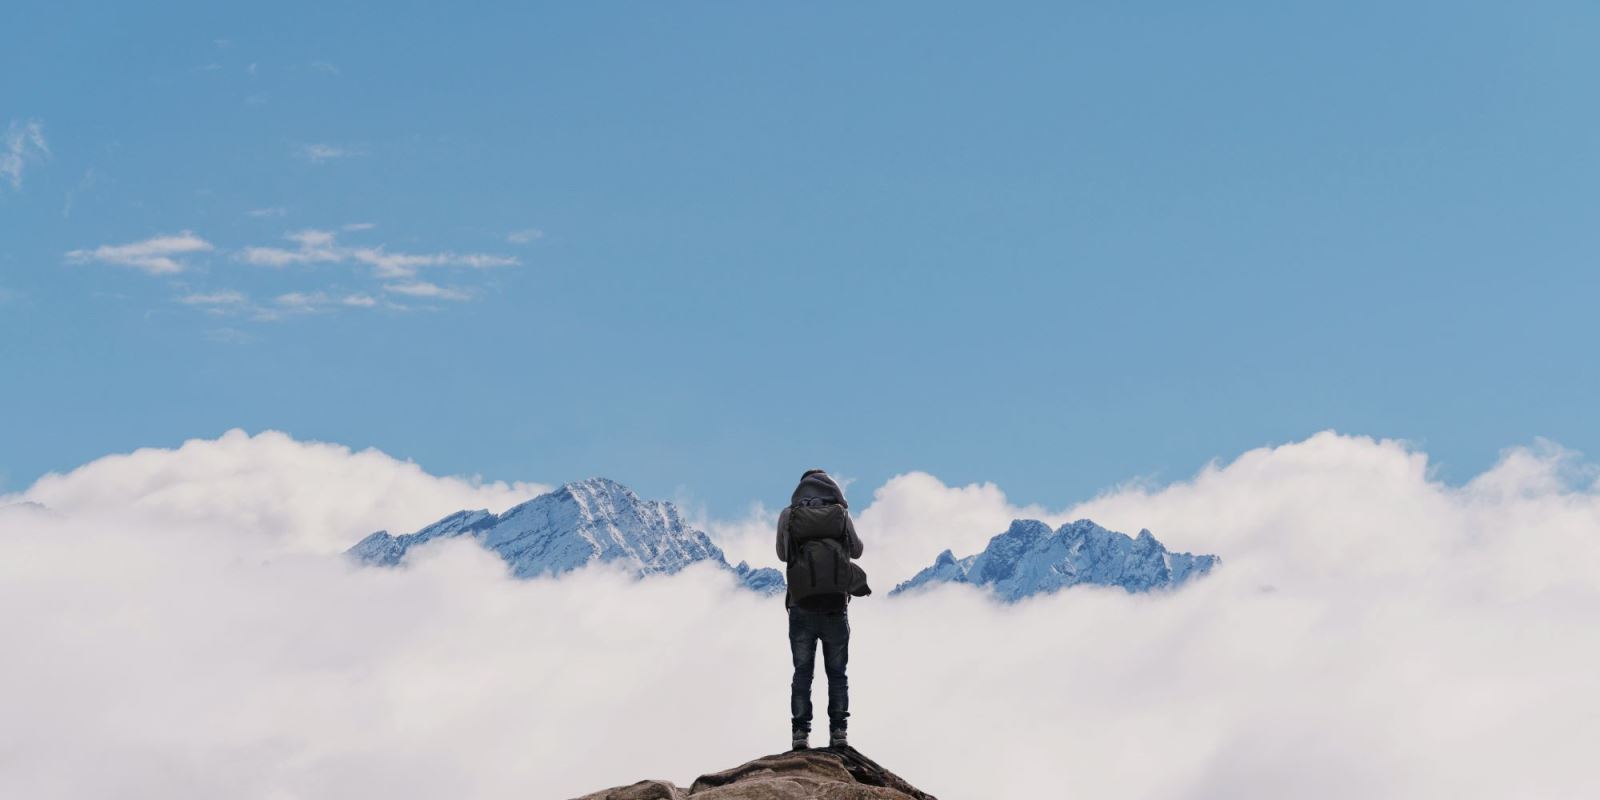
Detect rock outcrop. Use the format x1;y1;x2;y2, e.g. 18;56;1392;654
574;747;936;800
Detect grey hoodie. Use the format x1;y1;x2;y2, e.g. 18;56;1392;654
776;469;864;609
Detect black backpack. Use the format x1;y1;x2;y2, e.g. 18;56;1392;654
786;501;853;601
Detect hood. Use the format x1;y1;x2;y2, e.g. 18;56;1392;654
791;468;848;508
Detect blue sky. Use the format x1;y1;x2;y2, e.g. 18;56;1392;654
3;1;1597;515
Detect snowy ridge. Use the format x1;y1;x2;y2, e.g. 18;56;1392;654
891;518;1218;601
347;477;784;594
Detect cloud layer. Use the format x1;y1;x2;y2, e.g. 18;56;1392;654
9;429;548;553
2;431;1597;799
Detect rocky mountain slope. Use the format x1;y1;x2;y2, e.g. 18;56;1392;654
574;746;936;799
347;477;784;594
892;518;1219;601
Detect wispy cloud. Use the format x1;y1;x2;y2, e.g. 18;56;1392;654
353;248;517;278
178;290;247;306
309;61;340;75
507;228;544;245
66;226;512;322
205;327;255;344
274;291;331;311
342;222;376;232
247;207;286;218
238;229;342;267
61;168;97;219
66;232;214;275
296;143;362;163
267;289;382;316
236;227;517;280
2;119;50;191
383;281;473;301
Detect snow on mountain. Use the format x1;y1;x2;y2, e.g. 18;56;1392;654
347;477;784;594
890;518;1218;601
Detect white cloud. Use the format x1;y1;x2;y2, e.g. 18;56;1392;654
273;290;360;314
275;290;326;307
452;253;517;269
352;248;517;279
507;228;544;245
2;119;50;191
247;207;286;218
310;61;340;75
239;248;307;267
342;222;376;232
5;431;1597;799
297;143;361;163
6;429;548;553
238;229;343;267
238;229;517;282
853;471;1071;583
205;327;255;344
178;290;247;305
288;229;337;248
697;501;781;568
382;281;472;301
351;248;436;278
65;231;214;275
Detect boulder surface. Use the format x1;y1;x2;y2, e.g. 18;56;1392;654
573;747;937;800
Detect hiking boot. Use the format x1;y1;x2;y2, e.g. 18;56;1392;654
828;729;848;748
791;730;809;751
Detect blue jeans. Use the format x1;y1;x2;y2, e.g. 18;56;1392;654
788;606;849;733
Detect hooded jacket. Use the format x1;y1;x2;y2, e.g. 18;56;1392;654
776;469;864;610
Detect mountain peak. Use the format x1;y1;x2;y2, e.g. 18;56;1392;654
556;476;632;499
891;518;1219;601
347;478;783;594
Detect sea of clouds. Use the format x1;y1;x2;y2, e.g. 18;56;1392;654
2;430;1596;799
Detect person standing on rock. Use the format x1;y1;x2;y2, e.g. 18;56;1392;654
777;468;868;751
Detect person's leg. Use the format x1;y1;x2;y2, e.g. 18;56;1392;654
788;608;820;737
818;610;851;737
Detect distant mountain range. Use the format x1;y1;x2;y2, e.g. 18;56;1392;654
346;478;1218;601
347;477;784;594
891;518;1219;601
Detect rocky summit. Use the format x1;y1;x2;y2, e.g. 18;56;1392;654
573;747;936;800
346;477;784;594
891;517;1219;601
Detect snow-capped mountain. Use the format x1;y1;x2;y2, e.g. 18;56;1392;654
347;477;784;594
891;518;1218;601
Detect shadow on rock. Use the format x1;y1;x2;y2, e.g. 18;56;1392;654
574;746;937;799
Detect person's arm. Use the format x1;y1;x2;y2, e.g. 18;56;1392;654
776;507;791;562
844;513;864;559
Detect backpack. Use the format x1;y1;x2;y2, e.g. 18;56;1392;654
786;501;853;601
